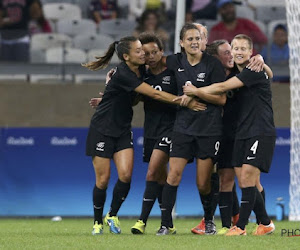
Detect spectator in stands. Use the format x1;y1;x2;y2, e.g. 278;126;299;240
208;0;267;54
0;0;38;62
29;0;52;35
89;0;118;27
261;24;289;65
261;24;290;82
186;0;217;22
133;9;169;50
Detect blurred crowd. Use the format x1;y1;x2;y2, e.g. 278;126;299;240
0;0;289;81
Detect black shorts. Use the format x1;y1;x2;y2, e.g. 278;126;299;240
170;131;222;163
86;126;133;158
217;137;235;170
143;136;171;163
232;136;276;173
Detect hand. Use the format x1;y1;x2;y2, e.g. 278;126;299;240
106;68;116;84
89;98;102;108
247;54;264;72
183;83;197;96
89;92;103;108
173;95;207;111
173;94;192;106
187;99;207;111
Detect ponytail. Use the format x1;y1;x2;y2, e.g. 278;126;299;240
82;41;119;70
82;36;139;71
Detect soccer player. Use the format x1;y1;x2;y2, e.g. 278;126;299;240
191;24;272;235
183;34;276;236
83;36;204;235
130;33;178;234
157;23;226;236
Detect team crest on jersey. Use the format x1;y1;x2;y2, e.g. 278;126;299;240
96;142;105;151
162;76;170;84
197;73;205;82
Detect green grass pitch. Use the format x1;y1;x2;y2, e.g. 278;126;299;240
0;218;299;250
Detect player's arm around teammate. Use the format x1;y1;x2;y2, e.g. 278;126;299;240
184;34;276;236
157;23;226;236
83;36;206;236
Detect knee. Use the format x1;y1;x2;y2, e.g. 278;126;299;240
96;177;109;189
239;172;255;188
118;172;132;183
167;171;182;186
197;182;210;194
146;169;157;181
219;175;235;191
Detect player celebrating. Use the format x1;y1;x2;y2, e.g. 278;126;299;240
157;23;226;236
83;36;204;235
183;34;276;236
130;33;178;234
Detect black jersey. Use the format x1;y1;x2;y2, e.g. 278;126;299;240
143;68;177;139
90;62;145;137
222;66;240;139
235;68;276;139
166;52;226;136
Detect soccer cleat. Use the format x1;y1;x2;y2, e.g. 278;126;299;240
156;226;171;236
169;226;177;235
232;213;239;226
92;221;103;235
251;224;259;234
253;221;275;235
131;220;146;234
104;213;121;234
191;218;205;235
217;227;229;235
205;220;217;235
225;226;247;236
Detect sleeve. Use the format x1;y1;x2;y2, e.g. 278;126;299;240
210;57;226;83
236;68;262;87
113;65;143;92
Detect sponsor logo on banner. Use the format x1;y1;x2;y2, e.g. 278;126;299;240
51;137;78;146
6;136;35;146
137;136;144;146
276;137;290;146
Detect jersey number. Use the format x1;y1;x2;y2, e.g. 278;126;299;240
152;85;162;91
162;137;171;144
215;141;220;155
250;140;259;154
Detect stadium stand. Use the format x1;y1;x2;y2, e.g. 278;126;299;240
43;3;82;21
255;5;286;23
45;47;87;64
73;33;114;51
30;33;73;51
98;18;136;39
57;19;97;37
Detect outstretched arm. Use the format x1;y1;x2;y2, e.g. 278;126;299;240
134;82;206;111
184;76;244;96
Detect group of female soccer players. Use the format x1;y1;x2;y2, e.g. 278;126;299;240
83;22;276;236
